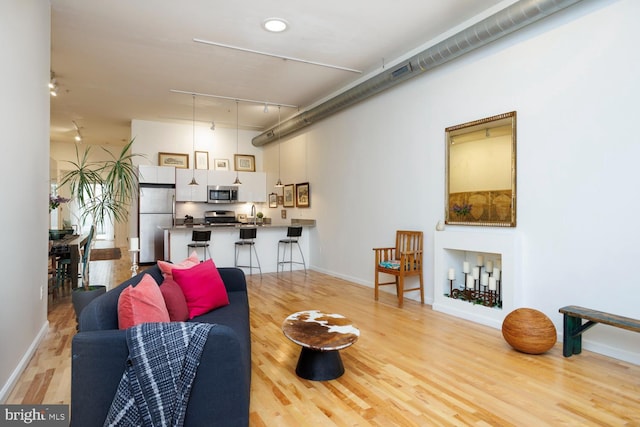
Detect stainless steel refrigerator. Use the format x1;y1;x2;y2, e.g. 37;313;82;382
139;184;175;263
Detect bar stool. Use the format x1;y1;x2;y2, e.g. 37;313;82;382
234;227;261;276
277;226;306;273
187;229;212;262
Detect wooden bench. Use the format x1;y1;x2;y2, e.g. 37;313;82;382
559;305;640;357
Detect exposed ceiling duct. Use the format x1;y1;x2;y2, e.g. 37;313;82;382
252;0;582;146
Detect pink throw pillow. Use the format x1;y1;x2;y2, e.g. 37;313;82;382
172;259;229;319
118;274;170;330
160;277;189;322
157;251;200;278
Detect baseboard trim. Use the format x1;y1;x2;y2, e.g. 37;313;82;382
0;320;49;403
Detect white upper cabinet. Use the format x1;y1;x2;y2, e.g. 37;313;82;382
175;169;207;201
207;170;237;187
138;165;176;184
237;172;267;202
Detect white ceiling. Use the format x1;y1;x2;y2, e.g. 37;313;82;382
50;0;510;146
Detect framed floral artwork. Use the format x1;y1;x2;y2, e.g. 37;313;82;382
296;182;310;208
283;184;295;207
269;193;278;208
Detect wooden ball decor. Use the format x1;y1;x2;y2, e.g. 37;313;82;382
501;308;557;354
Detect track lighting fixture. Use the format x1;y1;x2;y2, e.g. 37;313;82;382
72;120;82;142
170;89;297;109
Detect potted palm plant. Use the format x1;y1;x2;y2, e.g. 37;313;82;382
59;139;143;321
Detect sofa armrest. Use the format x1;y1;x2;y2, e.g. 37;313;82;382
71;330;129;427
71;324;250;427
218;267;248;293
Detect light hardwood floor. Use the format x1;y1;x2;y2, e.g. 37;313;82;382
7;251;640;426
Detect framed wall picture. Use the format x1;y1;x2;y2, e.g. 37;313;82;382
159;152;188;169
283;184;295;207
214;158;229;171
277;195;284;206
296;182;310;207
195;151;209;170
269;193;278;208
234;154;255;172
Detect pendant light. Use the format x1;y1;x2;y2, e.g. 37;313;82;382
275;106;283;188
232;100;242;185
189;94;198;186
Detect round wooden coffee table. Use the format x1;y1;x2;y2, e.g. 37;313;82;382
282;310;360;381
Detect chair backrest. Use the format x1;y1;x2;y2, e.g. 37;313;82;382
395;230;423;259
239;227;257;240
192;229;211;242
287;226;303;238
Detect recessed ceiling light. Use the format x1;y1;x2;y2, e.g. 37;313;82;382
263;18;288;33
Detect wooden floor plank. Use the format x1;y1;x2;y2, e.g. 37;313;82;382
5;250;640;426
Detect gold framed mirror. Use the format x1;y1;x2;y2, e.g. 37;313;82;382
445;111;516;227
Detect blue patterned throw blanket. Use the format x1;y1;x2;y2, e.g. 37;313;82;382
104;322;214;427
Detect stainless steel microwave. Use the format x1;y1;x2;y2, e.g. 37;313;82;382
207;185;238;204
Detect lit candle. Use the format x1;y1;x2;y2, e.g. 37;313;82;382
485;260;493;272
481;272;489;287
476;255;484;266
466;275;474;289
129;237;139;251
472;267;480;280
489;277;497;291
448;268;455;280
463;261;470;273
493;268;500;280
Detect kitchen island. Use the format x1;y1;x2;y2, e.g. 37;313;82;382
163;220;315;274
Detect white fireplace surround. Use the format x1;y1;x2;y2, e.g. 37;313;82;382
433;229;521;329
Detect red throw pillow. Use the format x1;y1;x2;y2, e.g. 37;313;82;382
157;251;200;278
160;277;189;322
118;274;170;329
172;259;229;319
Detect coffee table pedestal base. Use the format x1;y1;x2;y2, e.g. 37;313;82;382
296;347;344;381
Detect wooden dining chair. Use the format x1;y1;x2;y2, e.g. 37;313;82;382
373;230;424;307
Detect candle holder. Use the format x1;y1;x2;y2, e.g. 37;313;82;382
129;249;139;277
446;273;502;308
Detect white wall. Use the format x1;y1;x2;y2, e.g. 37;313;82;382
130;119;263;171
261;0;640;364
0;1;51;401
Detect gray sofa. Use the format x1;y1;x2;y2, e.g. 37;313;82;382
71;265;251;427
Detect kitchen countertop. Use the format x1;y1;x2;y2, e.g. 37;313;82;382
163;219;315;271
165;219;316;230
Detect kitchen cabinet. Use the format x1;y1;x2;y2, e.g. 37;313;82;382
175;169;207;201
237;172;267;202
138;165;176;184
207;170;237;187
205;170;266;202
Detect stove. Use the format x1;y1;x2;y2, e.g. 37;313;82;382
204;210;239;225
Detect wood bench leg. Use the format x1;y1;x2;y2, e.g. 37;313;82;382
563;314;582;357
